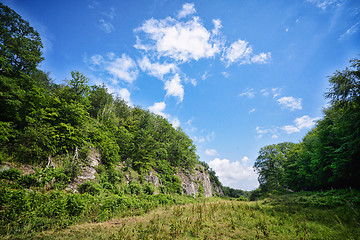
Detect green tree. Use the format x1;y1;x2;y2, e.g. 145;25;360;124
0;3;43;76
254;142;295;192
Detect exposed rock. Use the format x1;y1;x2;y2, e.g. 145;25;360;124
144;170;161;187
176;165;214;198
66;148;100;193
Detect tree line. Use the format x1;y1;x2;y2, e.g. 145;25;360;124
0;3;202;180
253;58;360;192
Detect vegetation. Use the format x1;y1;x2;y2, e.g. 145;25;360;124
253;57;360;194
1;3;360;239
11;190;359;240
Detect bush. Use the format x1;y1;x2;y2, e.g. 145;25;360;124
129;181;142;195
143;182;155;195
0;168;22;181
66;194;86;217
78;181;101;195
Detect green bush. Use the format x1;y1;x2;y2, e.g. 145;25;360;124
78;181;101;195
143;182;155;195
66;194;86;217
129;181;142;195
0;168;22;181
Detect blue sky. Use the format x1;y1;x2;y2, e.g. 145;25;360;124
4;0;360;190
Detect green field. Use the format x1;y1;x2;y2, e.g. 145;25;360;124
6;190;359;240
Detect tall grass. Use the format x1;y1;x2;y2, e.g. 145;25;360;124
27;191;360;239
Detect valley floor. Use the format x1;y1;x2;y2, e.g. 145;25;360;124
20;193;360;240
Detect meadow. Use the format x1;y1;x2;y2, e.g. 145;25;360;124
22;190;360;240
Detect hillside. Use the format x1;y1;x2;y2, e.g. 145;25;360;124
0;3;240;236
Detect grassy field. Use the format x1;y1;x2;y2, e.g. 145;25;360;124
21;191;360;240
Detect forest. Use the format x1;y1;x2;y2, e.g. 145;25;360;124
1;3;360;239
252;57;360;195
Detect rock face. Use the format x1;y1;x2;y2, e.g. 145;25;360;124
66;148;100;192
176;165;217;198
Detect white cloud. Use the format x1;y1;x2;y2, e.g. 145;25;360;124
148;101;167;118
281;125;301;134
222;72;230;78
223;39;271;66
277;96;302;111
223;39;253;66
134;16;221;62
282;115;320;134
107;86;132;106
249;108;256;114
90;54;104;66
251;52;271;64
212;19;222;35
202;71;210;80
239;88;255;98
205;149;218;156
148;102;181;128
306;0;338;10
138;56;178;79
105;54;138;84
99;19;114;33
164;74;184;102
241;156;249;164
170;117;181;128
260;89;269;96
177;3;196;19
272;88;282;98
209;158;259;190
255;126;279;139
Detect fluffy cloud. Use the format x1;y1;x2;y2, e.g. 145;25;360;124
256;126;278;139
165;74;184;102
177;3;196;19
105;54;138;83
138;56;178;79
209;158;259;190
212;19;222;35
277;96;302;111
205;149;218;156
148;101;167;118
134;16;221;62
281;125;300;134
148;101;181;128
282;115;320;134
223;39;271;66
107;87;132;106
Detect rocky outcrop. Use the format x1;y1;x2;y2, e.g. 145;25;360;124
66;148;100;192
176;165;216;198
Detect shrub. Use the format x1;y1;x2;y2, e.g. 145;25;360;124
78;181;101;195
129;181;142;195
0;168;22;181
66;194;86;217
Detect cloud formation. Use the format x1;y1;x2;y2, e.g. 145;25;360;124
277;96;302;111
205;149;218;156
138;56;178;79
209;158;258;190
105;54;138;83
177;3;196;19
282;115;320;134
223;39;271;66
148;101;181;128
164;74;184;102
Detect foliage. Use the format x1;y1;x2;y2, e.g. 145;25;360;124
0;3;43;76
254;57;360;192
20;191;360;240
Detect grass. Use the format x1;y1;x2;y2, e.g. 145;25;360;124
20;191;360;240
